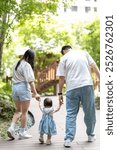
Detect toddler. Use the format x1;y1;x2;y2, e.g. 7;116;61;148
38;98;62;145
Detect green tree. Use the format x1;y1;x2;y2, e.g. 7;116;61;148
72;19;100;67
0;0;19;72
18;14;74;51
81;19;100;67
0;0;74;73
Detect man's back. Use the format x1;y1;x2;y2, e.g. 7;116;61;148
57;50;95;91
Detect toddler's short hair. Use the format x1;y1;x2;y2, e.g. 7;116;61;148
44;98;52;107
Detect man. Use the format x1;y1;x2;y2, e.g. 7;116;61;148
57;45;100;148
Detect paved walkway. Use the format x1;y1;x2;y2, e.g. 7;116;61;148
0;96;100;150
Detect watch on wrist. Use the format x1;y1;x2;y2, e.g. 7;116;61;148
58;92;63;95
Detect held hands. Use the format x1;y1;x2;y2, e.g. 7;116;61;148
34;93;40;101
58;95;64;105
96;79;100;92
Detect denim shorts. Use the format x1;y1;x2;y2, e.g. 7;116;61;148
12;82;32;101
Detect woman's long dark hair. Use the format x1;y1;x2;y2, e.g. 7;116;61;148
15;49;35;71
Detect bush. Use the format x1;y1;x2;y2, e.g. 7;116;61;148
0;80;15;139
0;80;15;120
0;119;11;139
0;93;15;120
95;96;100;110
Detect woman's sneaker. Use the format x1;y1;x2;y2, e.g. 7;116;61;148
19;131;32;139
64;139;71;148
7;127;15;139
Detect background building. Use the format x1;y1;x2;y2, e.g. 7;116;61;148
58;0;99;23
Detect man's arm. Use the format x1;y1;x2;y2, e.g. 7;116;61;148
58;76;65;93
58;76;65;104
90;63;100;80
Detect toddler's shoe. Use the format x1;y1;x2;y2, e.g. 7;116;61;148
39;136;44;144
46;139;51;145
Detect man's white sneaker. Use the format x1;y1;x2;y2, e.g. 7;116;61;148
19;131;32;139
64;139;71;148
88;135;96;142
7;127;15;139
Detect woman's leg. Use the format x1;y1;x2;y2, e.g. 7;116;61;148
19;100;32;139
20;100;30;128
11;100;22;124
7;100;22;139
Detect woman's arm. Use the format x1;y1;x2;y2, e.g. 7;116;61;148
29;81;40;100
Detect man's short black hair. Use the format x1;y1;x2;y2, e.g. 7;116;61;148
61;45;72;55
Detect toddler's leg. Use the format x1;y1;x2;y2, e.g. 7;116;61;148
46;135;51;145
39;134;44;144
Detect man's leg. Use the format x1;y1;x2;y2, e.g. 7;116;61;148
81;85;96;138
65;88;80;141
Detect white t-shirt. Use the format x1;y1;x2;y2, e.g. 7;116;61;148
56;50;96;92
12;60;35;84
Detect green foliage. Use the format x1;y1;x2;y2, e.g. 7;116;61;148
0;0;70;43
0;82;12;95
17;14;74;51
72;19;100;68
0;93;15;120
0;0;74;74
2;47;17;78
0;80;14;120
35;51;60;70
95;96;100;110
80;19;100;68
0;119;11;139
0;0;69;71
0;0;18;41
0;0;17;15
72;22;85;45
0;2;100;96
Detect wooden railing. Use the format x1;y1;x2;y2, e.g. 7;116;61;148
5;61;59;94
36;61;59;93
6;61;99;95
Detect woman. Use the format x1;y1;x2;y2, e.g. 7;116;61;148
7;49;40;140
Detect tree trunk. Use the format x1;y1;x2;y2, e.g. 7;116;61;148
0;13;7;73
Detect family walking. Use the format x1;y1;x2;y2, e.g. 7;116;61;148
7;45;100;148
